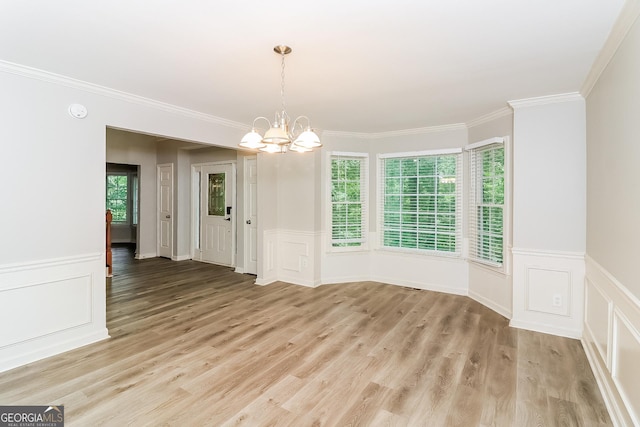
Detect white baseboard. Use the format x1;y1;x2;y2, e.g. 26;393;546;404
372;275;467;296
582;334;627;427
321;275;370;285
135;252;156;260
255;278;276;286
234;267;245;274
469;289;512;319
509;318;581;339
171;254;191;261
0;329;109;373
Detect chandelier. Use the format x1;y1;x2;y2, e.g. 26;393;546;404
239;45;322;153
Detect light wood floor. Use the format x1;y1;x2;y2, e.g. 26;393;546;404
0;246;611;426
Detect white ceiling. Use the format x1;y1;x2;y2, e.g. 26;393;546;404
0;0;626;133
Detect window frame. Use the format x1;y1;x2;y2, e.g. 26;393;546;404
106;170;139;226
377;148;463;257
106;173;130;224
327;151;369;252
465;137;510;272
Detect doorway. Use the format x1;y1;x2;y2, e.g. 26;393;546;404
192;162;236;267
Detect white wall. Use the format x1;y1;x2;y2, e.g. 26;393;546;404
583;10;640;426
509;95;586;338
467;112;514;318
0;64;245;372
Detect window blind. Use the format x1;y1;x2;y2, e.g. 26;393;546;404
379;149;462;255
330;153;368;247
466;139;505;266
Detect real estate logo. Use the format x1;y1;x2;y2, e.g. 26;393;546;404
0;405;64;427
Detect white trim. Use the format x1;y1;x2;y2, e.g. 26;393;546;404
581;335;627;427
0;329;109;374
254;278;276;286
374;247;462;260
378;147;462;159
466;107;513;129
586;255;640;310
135;252;156;260
0;60;247;131
322;123;466;140
464;137;504;151
585;279;613;368
581;0;640;97
611;308;640;426
371;275;468;296
509;319;582;339
512;247;585;260
583;254;640;426
469;290;511;319
329;151;369;158
0;253;102;275
171;255;191;261
508;92;584;109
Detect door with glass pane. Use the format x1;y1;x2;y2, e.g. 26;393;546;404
199;163;234;266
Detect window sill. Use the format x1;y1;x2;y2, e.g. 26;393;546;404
467;258;506;275
374;246;462;261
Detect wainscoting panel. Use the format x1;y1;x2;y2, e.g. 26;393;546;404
585;279;612;367
256;230;277;285
583;255;640;427
278;231;318;287
526;267;571;316
511;248;585;338
256;230;319;287
1;275;92;347
612;309;640;425
0;254;109;373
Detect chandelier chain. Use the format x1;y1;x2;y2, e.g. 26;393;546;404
280;52;286;113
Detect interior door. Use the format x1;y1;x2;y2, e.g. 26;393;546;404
157;164;173;259
200;164;234;266
245;157;258;274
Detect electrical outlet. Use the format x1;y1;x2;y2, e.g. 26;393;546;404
552;294;562;307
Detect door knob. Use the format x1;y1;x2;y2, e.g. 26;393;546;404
224;218;231;221
165;215;171;219
246;219;251;224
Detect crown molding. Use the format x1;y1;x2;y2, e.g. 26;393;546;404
508;92;584;109
0;60;248;131
466;107;513;128
323;123;467;140
581;0;640;97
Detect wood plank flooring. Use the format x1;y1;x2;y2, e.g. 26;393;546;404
0;245;612;426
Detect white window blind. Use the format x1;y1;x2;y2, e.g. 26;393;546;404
379;150;462;255
467;139;505;266
330;153;368;247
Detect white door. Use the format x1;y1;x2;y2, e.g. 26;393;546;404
245;157;258;275
199;164;234;266
157;164;173;259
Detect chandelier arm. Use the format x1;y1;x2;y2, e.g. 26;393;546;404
292;115;312;128
252;116;272;130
